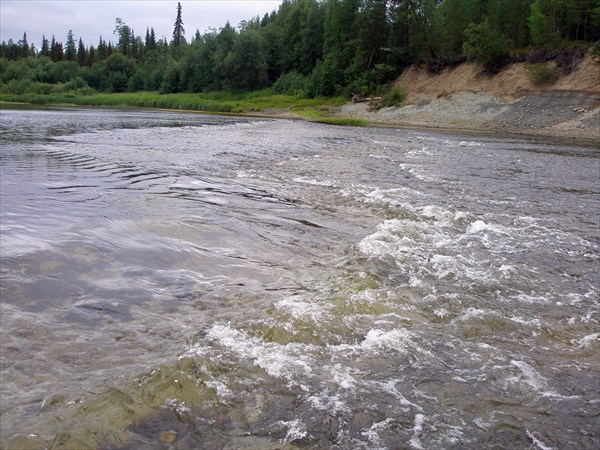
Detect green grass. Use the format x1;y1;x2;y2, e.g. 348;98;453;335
0;90;362;124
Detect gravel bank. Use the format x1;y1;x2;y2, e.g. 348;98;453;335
335;54;599;145
337;90;600;144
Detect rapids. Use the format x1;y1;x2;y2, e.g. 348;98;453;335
1;106;598;449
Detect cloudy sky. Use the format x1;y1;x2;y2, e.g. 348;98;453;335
1;1;283;48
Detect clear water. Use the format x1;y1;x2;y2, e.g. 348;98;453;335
1;106;598;449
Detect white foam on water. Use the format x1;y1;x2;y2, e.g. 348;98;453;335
205;380;235;404
361;417;394;448
508;360;548;391
510;316;542;328
526;429;557;450
514;293;551;305
164;398;192;416
473;417;491;430
275;296;330;322
293;176;338;187
571;333;600;348
278;419;309;444
341;184;424;208
307;391;349;414
204;324;314;384
236;169;255;178
358;214;514;293
330;364;357;390
457;307;493;321
466;220;509;235
365;379;421;410
360;328;414;353
409;414;426;449
434;308;450;318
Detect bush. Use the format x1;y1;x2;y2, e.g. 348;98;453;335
524;62;560;84
64;76;88;91
272;71;307;96
379;86;406;108
31;82;53;94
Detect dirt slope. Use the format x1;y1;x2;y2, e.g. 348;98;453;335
338;52;600;144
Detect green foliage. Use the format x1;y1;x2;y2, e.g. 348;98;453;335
306;51;345;97
524;62;561;84
462;19;512;73
1;0;599;102
172;2;186;47
379;86;406;108
528;1;561;47
272;70;307;95
312;117;367;126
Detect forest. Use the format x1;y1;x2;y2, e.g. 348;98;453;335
1;0;599;100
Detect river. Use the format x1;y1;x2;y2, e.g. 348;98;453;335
1;106;598;449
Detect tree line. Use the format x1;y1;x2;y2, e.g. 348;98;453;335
1;0;598;98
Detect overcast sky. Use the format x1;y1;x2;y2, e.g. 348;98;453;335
1;1;283;48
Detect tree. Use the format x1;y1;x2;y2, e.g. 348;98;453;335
50;36;63;62
180;31;218;91
323;0;361;70
114;18;132;55
103;52;136;91
221;29;268;90
213;22;237;89
18;32;30;58
40;35;50;57
528;0;562;46
65;30;76;61
77;38;86;66
172;2;186;46
355;0;389;71
298;0;325;74
145;27;157;51
462;18;512;73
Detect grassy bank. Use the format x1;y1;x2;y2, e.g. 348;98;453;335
0;90;367;125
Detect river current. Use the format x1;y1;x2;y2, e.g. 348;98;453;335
0;107;598;449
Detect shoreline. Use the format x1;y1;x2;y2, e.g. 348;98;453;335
2;96;599;148
332;91;600;148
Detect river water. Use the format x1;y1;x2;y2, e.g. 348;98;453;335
0;106;598;449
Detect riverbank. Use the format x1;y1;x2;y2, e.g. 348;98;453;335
335;53;600;145
2;53;598;144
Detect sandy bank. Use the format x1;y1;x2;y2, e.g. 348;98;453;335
335;53;600;145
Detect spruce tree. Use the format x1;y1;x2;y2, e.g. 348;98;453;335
40;35;50;57
65;29;76;61
50;35;63;61
172;2;186;46
77;38;86;66
18;32;29;58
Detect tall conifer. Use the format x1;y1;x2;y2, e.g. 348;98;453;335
172;2;186;46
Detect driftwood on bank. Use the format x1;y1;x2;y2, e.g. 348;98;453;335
352;93;382;103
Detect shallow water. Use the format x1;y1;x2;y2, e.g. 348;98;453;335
1;106;598;449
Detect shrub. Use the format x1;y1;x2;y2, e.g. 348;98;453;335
272;71;307;96
524;62;560;84
64;76;88;91
379;87;406;108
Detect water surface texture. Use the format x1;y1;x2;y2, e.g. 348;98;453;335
1;107;598;449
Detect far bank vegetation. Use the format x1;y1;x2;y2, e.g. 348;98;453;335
1;0;598;111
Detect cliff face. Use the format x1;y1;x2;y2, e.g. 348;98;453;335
394;53;599;103
338;53;600;144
